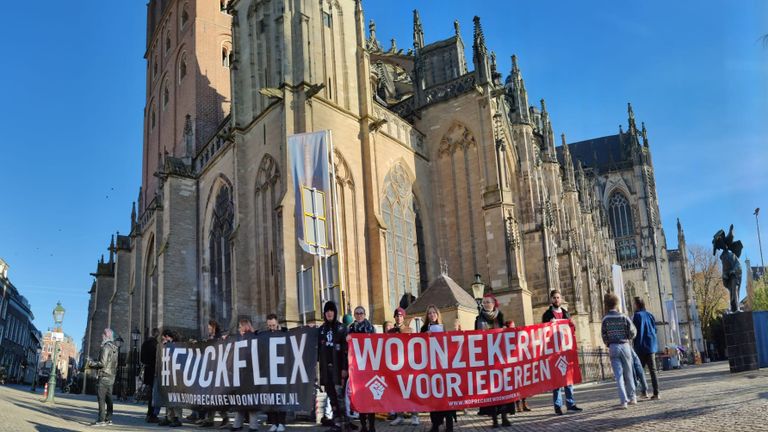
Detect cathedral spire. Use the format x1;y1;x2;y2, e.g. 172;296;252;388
413;9;424;50
472;16;491;85
131;201;137;232
505;54;530;123
627;102;637;134
108;235;115;263
561;133;577;192
641;121;649;147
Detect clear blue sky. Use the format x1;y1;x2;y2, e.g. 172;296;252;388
0;1;765;350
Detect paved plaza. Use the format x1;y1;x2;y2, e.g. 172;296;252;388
1;362;766;432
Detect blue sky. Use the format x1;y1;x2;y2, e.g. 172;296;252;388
0;1;765;350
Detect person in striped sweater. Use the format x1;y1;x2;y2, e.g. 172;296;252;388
601;293;637;409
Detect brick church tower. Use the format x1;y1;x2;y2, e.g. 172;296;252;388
141;0;232;211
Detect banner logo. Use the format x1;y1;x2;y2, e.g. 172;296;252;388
555;355;569;376
365;376;388;400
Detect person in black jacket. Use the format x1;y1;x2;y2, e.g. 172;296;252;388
542;290;583;415
140;328;160;423
475;294;513;428
421;305;453;432
88;328;119;427
318;301;347;432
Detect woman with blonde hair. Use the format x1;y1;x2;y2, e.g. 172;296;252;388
420;305;452;432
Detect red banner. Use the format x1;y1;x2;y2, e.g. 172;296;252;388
347;320;581;412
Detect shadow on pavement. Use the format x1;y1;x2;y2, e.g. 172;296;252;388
29;421;80;432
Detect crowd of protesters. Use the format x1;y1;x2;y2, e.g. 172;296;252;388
85;289;661;430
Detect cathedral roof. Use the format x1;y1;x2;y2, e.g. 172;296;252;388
406;273;478;314
556;134;631;173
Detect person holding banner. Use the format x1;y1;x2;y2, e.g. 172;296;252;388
475;295;513;428
264;314;288;432
347;306;377;432
318;301;347;432
420;305;453;432
601;293;638;409
196;320;229;428
231;319;259;432
387;307;419;427
542;290;584;415
158;329;183;427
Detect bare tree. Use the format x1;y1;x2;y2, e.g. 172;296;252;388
689;244;729;337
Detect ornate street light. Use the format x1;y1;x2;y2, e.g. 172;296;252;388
131;327;140;398
44;302;65;403
471;273;486;312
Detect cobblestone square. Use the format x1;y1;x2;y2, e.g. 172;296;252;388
0;362;765;431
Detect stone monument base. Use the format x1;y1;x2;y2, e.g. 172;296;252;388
723;311;759;373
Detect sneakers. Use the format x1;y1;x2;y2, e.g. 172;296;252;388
618;403;628;410
650;394;660;400
276;425;285;432
269;426;278;432
641;392;650;399
567;405;583;412
390;416;404;426
410;415;420;426
90;421;109;427
321;418;336;427
554;406;563;415
170;419;183;427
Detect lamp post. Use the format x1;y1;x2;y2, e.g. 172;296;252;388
755;208;764;269
130;327;140;399
471;273;486;313
44;301;65;403
115;336;124;400
30;346;41;392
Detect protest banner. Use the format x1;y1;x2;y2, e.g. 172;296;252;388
158;327;317;411
347;320;581;412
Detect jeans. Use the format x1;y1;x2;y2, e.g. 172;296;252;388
638;352;659;396
96;380;114;422
609;343;636;404
631;349;648;395
234;411;258;429
552;384;576;408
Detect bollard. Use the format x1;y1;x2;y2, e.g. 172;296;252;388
42;382;48;400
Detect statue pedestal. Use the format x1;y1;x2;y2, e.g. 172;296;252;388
723;312;759;373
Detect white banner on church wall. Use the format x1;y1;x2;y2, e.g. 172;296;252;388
612;264;626;313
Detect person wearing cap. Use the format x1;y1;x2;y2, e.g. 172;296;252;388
318;301;347;431
475;294;513;428
387;307;418;426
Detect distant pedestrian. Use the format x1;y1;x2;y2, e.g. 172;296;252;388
542;290;583;415
265;314;288;432
88;328;119;427
601;293;637;409
140;328;161;423
348;306;376;432
632;297;660;399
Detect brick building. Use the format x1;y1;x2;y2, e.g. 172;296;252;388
40;330;77;381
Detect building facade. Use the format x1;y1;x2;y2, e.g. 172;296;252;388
84;0;699;358
0;258;42;383
40;330;78;381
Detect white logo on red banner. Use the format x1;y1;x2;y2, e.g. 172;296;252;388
365;376;387;400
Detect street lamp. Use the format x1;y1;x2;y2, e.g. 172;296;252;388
471;273;486;313
30;346;41;392
115;336;124;400
44;301;65;403
131;327;140;398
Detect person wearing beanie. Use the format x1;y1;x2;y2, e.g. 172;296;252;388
318;301;347;431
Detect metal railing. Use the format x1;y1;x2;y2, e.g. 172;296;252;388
577;347;614;383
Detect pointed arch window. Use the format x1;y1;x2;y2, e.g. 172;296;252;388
209;184;234;326
180;5;189;28
222;46;231;67
150;105;156;129
381;165;424;311
608;192;634;238
162;83;170;109
179;53;187;82
165;31;172;55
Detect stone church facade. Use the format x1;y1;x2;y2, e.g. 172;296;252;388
84;0;699;361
